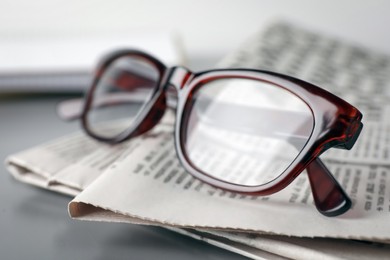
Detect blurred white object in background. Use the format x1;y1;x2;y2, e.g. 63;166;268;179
2;1;390;93
0;32;182;93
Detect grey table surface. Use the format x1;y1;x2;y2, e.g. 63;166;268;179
0;94;248;260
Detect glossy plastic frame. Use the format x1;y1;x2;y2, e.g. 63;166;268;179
80;49;363;217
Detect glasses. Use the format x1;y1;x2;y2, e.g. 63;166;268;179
65;49;363;217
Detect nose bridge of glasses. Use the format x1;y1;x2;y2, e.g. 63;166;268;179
165;66;193;90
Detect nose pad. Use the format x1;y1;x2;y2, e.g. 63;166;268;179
130;90;167;137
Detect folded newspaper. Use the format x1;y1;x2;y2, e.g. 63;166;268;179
6;22;390;259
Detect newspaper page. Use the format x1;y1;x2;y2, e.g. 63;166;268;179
67;128;390;240
194;229;390;260
220;22;390;165
8;122;390;258
5;22;390;259
67;22;390;238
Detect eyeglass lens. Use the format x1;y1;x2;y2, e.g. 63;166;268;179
182;78;314;186
86;55;160;138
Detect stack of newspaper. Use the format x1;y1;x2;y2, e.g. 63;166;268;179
6;22;390;259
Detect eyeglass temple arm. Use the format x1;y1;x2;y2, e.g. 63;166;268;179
56;91;159;121
287;138;352;216
307;158;352;216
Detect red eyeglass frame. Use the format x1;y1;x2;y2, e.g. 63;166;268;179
80;49;363;217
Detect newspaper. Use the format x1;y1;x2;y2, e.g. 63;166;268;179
66;126;390;239
6;22;390;259
8;121;390;259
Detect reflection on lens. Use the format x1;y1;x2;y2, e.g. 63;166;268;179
86;55;160;138
183;78;314;186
